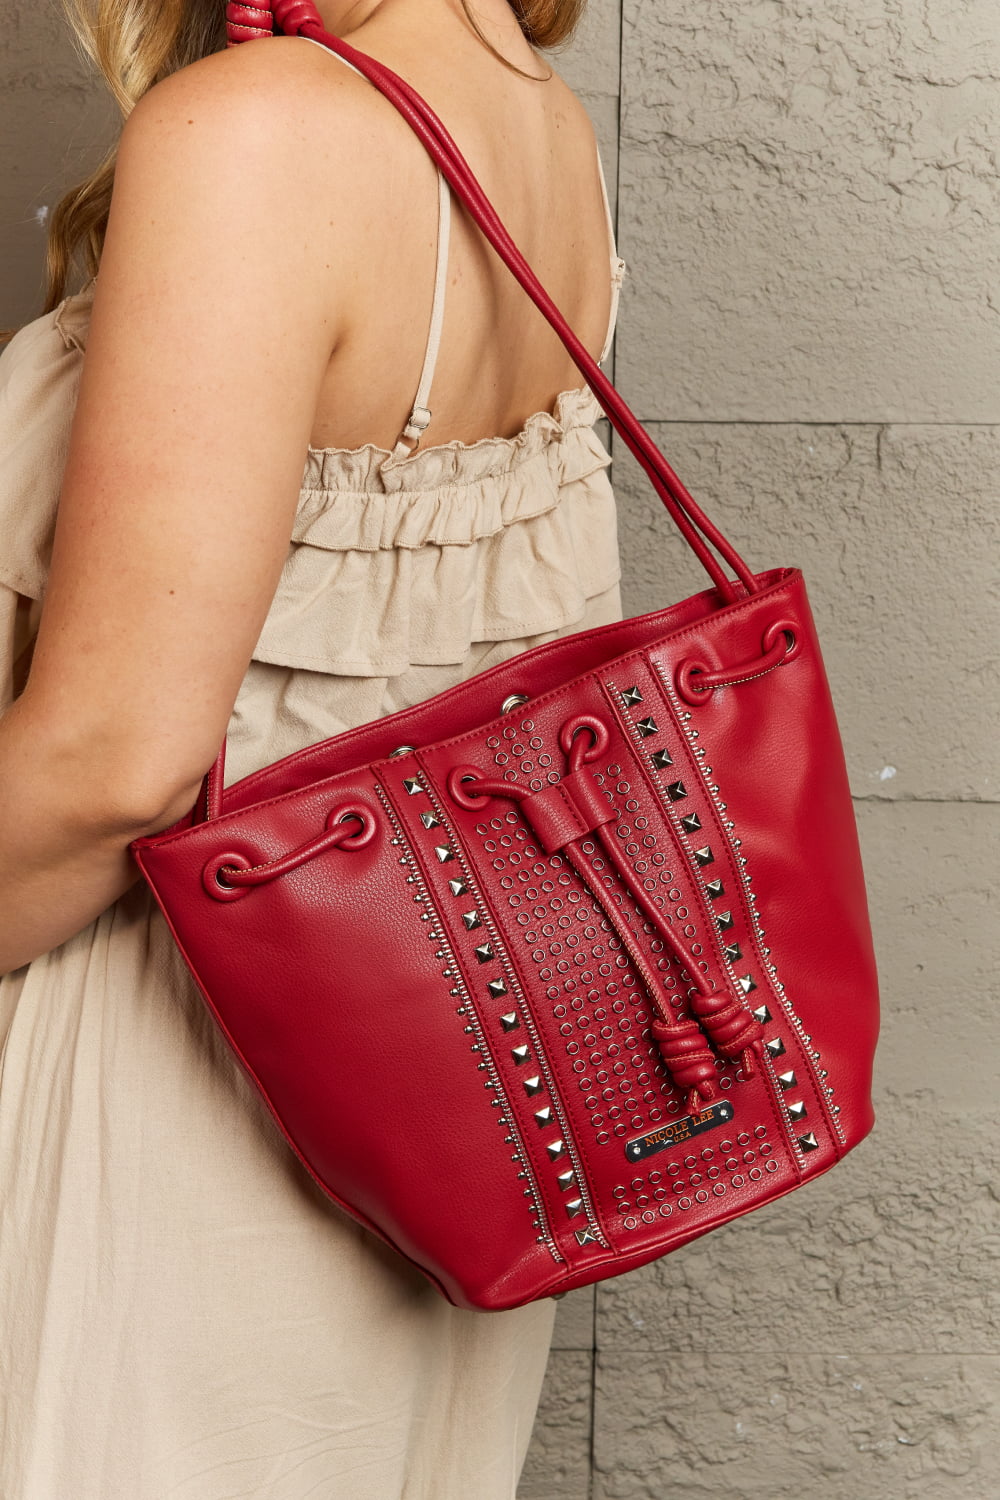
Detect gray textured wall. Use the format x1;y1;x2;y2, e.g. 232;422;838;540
3;3;997;1498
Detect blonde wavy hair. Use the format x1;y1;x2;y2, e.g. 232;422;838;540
5;0;585;341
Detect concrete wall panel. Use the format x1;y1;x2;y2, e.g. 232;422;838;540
617;0;1000;422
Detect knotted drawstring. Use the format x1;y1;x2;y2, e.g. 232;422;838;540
448;715;762;1110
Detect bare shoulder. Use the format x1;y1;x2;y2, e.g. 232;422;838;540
120;36;403;216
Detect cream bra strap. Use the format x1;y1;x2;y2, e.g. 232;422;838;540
595;142;628;368
296;34;452;462
388;169;451;461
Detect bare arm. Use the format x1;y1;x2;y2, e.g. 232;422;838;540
0;40;374;974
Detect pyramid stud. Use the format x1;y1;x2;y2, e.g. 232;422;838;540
665;781;688;801
797;1132;820;1152
474;943;495;964
448;878;469;896
777;1070;797;1091
523;1075;544;1097
723;942;742;963
681;812;702;833
511;1043;531;1064
499;1012;520;1032
651;748;674;770
557;1169;576;1191
402;776;423;795
419;810;441;829
487;977;509;998
636;716;658;738
716;910;734;932
752;1004;772;1024
461;910;482;931
534;1106;554;1127
765;1037;786;1058
576;1227;599;1246
565;1198;584;1217
738;974;757;995
546;1139;566;1160
705;880;725;900
787;1100;808;1123
621;685;643;706
434;845;455;863
693;846;715;867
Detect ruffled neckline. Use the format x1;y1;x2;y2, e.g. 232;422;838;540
302;385;606;494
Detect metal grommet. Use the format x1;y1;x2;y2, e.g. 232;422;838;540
387;744;416;758
500;693;530;714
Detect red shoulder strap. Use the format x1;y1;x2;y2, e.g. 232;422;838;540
226;0;759;599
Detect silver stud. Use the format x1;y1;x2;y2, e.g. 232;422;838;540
723;942;742;963
534;1106;554;1127
636;716;658;738
752;1004;772;1024
523;1075;544;1097
557;1169;576;1191
448;878;469;897
546;1139;566;1160
787;1101;808;1122
499;1012;520;1032
621;685;643;706
777;1070;797;1091
419;810;441;829
651;748;674;769
666;781;688;801
575;1227;598;1246
765;1037;786;1058
705;879;725;900
511;1044;531;1064
738;974;757;995
565;1198;584;1217
402;776;423;795
461;910;482;930
693;846;715;867
434;845;454;863
797;1132;820;1152
716;910;734;931
474;943;495;964
488;977;508;999
681;812;702;833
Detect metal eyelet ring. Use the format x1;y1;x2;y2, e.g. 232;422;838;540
500;693;530;714
327;804;378;850
558;713;611;762
761;618;799;662
675;658;713;707
447;764;494;810
202;851;254;902
387;744;416;758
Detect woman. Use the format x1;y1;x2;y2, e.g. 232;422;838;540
0;0;625;1493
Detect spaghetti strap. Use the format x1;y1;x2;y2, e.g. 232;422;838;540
387;171;452;462
595;141;627;367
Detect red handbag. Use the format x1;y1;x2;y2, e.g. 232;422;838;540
131;3;880;1311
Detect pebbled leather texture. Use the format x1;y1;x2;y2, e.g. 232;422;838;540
133;11;881;1311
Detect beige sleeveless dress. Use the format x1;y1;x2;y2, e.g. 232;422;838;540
0;125;626;1498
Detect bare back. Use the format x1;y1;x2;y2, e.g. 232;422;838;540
294;7;621;454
